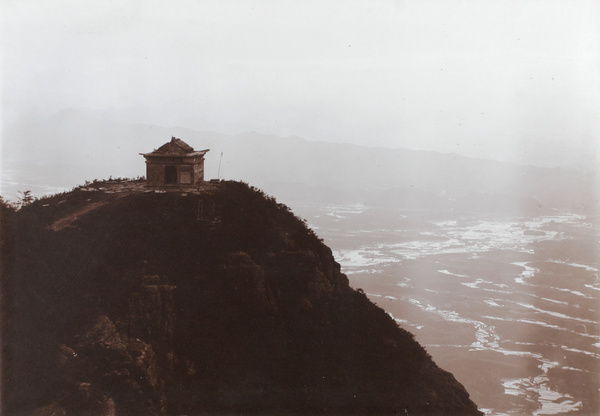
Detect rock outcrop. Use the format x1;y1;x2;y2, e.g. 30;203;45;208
1;180;482;415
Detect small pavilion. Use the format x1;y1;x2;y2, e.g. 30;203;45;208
140;137;209;187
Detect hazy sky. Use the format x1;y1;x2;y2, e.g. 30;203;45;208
2;0;599;167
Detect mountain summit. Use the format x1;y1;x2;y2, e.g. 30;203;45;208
1;180;482;416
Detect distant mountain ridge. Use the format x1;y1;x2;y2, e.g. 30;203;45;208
3;109;596;213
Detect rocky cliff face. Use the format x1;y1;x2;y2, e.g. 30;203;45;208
1;180;482;416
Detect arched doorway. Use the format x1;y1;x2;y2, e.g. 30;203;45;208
164;166;177;184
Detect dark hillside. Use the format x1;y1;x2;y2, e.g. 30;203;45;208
1;181;482;416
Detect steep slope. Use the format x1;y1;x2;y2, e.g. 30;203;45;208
1;180;482;416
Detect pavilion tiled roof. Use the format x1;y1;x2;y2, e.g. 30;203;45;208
141;137;209;157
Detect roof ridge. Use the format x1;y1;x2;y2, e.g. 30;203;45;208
170;136;194;152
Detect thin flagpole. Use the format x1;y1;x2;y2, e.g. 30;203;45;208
218;151;223;180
